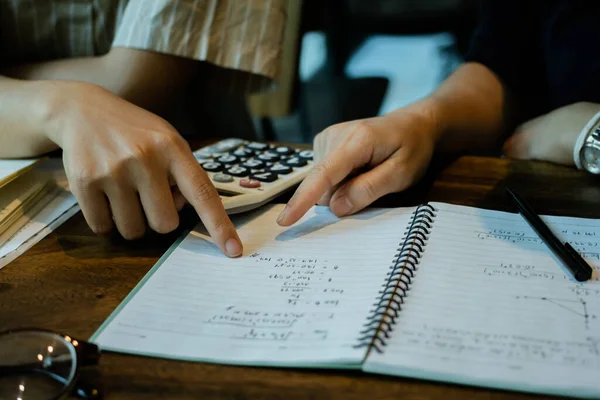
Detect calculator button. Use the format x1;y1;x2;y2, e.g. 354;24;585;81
194;148;214;160
226;166;249;177
250;171;278;182
233;147;254;158
268;164;293;175
240;146;260;155
240;178;261;188
201;162;224;172
257;151;280;162
215;138;244;152
281;157;307;167
242;159;265;169
195;145;222;155
216;154;239;165
213;173;234;183
298;150;313;160
274;146;295;156
247;142;269;151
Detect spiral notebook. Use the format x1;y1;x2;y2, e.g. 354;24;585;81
92;203;600;398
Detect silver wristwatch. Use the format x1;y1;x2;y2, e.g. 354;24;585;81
578;125;600;174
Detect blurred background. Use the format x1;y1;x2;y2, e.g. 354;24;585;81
246;0;478;144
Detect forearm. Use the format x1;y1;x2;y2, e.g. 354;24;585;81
397;62;514;153
0;76;57;158
3;56;106;86
2;48;198;114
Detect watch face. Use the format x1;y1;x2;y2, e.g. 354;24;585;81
582;145;600;174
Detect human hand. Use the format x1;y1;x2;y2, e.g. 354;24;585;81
44;81;242;257
277;104;439;226
503;102;600;166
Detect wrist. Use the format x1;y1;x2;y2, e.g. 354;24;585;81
32;80;67;145
36;80;99;146
385;97;446;145
416;97;448;144
11;80;66;145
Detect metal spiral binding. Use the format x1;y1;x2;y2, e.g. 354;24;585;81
354;204;437;353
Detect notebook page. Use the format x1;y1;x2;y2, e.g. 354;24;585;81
93;204;416;367
364;203;600;398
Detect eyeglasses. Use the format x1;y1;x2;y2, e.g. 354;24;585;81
0;329;102;399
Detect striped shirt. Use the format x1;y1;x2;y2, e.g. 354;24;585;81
0;0;286;93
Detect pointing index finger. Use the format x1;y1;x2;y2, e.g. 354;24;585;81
170;150;242;257
277;146;364;226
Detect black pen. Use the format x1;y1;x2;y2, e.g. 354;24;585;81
505;187;597;282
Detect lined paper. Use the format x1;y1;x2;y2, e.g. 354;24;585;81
365;203;600;398
94;204;416;366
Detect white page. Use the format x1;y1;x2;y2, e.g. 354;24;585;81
365;203;600;398
0;159;39;188
93;204;416;367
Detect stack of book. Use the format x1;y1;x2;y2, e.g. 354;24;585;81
0;158;79;269
0;159;55;247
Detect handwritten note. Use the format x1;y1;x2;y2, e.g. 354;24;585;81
392;325;600;367
365;203;600;396
93;204;415;366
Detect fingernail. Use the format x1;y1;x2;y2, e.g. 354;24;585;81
332;196;353;216
276;206;288;225
225;238;243;257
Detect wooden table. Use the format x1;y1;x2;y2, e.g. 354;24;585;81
2;149;599;400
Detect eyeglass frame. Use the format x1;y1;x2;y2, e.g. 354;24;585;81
0;328;102;400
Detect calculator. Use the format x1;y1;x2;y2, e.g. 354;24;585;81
193;139;313;214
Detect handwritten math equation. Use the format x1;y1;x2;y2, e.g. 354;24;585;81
398;325;600;369
476;229;600;260
248;253;345;307
206;305;333;342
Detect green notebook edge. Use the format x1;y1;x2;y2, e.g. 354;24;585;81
89;229;190;343
92;342;361;370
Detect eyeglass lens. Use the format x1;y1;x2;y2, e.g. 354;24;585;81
0;331;77;400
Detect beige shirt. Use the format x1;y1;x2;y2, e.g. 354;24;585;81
0;0;286;93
